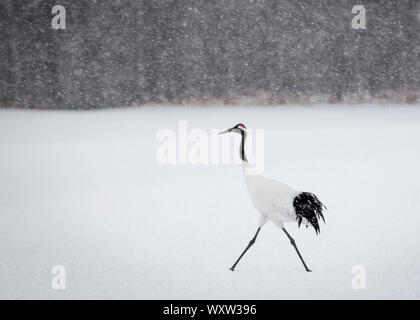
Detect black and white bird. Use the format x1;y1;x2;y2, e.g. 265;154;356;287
219;123;326;272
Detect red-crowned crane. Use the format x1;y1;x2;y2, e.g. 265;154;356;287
219;123;326;272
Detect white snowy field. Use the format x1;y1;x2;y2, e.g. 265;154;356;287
0;104;420;299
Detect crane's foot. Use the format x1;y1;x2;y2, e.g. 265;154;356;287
229;267;235;271
305;268;312;272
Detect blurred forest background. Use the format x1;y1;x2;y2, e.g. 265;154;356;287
1;0;420;109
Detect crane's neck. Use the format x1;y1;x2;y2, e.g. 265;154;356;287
239;130;248;163
239;129;260;177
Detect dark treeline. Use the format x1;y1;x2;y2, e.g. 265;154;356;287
1;0;420;109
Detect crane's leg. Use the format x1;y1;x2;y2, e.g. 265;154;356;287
229;227;261;271
282;228;312;272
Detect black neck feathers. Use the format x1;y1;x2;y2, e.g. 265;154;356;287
240;130;248;163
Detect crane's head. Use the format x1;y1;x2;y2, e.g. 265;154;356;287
218;123;246;135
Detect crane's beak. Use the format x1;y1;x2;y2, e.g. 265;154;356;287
218;128;232;135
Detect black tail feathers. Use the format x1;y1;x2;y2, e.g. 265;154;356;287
293;192;326;235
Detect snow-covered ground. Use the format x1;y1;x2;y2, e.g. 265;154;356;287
0;104;419;299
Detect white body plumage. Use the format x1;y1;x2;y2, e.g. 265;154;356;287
243;166;300;228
